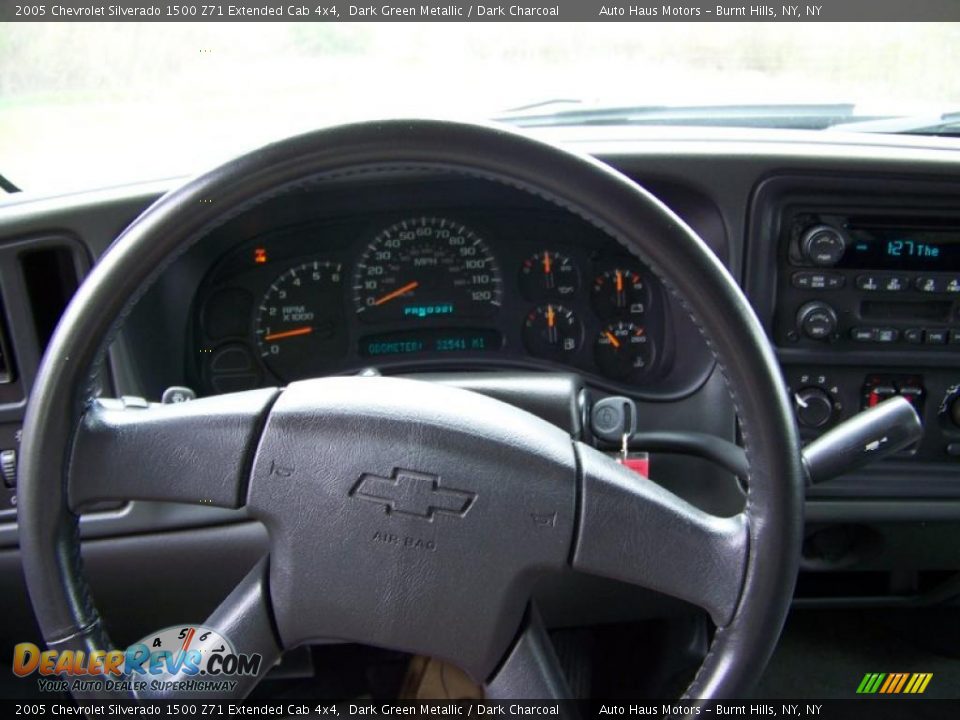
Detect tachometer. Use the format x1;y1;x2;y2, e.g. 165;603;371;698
353;217;502;323
254;260;346;380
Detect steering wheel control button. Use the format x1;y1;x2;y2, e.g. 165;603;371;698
0;449;16;488
800;225;846;266
161;386;196;404
796;301;838;340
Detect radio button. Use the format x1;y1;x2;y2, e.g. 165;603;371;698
915;276;946;293
904;328;925;344
949;329;960;345
850;327;877;343
801;226;846;266
925;329;948;345
856;275;882;291
792;272;844;290
882;275;910;292
947;278;960;293
876;328;899;343
797;302;837;340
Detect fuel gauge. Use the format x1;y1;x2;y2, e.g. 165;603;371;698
523;304;582;357
595;321;654;381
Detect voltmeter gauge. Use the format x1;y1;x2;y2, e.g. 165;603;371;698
522;304;582;357
594;321;654;381
592;268;648;319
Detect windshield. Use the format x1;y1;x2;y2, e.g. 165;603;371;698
2;22;960;194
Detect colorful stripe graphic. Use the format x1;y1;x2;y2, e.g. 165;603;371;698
857;672;933;694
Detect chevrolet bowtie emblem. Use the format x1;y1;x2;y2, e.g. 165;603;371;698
350;468;476;520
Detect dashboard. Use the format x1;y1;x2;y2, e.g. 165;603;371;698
0;128;959;648
185;177;716;399
195;209;666;394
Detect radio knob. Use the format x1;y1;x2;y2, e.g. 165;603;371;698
794;387;835;428
949;396;960;427
796;301;838;341
801;225;846;266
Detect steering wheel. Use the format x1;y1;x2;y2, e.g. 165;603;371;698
18;120;803;701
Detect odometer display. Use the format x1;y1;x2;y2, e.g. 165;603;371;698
360;329;502;357
353;217;502;323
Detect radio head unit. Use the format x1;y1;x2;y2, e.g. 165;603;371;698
777;209;960;349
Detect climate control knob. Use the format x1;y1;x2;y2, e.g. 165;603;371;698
800;225;846;266
794;387;835;429
796;301;838;341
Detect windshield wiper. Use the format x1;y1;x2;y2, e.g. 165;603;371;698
827;110;960;137
0;173;21;194
495;103;863;130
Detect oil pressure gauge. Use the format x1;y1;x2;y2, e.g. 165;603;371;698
519;250;579;300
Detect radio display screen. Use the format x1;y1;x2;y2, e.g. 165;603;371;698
843;227;960;270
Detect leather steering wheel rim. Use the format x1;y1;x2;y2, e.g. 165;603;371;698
18;119;804;700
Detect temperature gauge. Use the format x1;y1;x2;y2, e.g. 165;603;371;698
519;250;579;300
523;304;582;357
592;268;647;319
594;321;654;381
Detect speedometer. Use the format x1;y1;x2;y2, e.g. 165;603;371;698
353;217;502;323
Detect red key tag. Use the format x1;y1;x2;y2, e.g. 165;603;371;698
619;453;650;478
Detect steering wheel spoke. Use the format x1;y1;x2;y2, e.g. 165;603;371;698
485;605;575;704
139;556;283;700
68;389;279;511
571;443;748;627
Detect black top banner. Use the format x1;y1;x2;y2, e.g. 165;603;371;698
3;0;960;22
3;699;960;717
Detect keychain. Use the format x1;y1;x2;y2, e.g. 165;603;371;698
617;432;650;478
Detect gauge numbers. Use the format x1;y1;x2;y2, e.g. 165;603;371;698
592;268;647;319
353;217;502;323
523;304;583;357
595;321;654;381
519;250;579;300
254;260;345;381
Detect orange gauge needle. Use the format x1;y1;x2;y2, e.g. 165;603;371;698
264;326;313;342
373;280;419;306
615;269;624;292
542;251;552;275
604;331;621;348
546;304;556;327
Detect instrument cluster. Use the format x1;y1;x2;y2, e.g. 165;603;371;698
192;211;670;395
